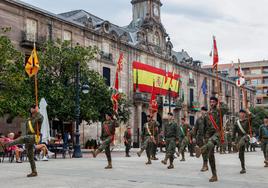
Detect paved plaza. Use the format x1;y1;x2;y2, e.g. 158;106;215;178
0;149;267;188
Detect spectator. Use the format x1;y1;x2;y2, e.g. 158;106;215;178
6;133;24;163
35;144;54;161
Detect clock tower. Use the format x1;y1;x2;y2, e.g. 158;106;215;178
131;0;162;23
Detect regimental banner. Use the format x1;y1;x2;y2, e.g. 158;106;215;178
133;61;180;97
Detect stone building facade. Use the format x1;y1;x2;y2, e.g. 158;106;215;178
0;0;255;147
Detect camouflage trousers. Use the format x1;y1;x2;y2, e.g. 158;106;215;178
237;135;249;169
196;137;208;162
124;141;131;155
262;142;268;160
201;133;220;176
98;137;113;162
165;138;176;158
6;135;36;173
178;137;189;153
140;136;153;159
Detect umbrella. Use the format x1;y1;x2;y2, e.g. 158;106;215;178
39;98;50;143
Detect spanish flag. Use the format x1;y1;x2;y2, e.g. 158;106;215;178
25;47;39;77
133;62;180;97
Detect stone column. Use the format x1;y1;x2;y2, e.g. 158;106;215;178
136;103;142;147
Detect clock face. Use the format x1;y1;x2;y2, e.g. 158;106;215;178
153;5;159;17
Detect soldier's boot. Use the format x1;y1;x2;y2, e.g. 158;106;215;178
176;151;180;157
201;161;209;172
194;146;202;158
209;170;218;182
126;153;131;157
27;169;38;178
240;162;246;174
180;152;185;162
161;155;168;165
92;149;101;158
151;155;158;160
264;161;268;168
137;148;144;157
145;159;152;165
104;161;112;169
167;157;174;169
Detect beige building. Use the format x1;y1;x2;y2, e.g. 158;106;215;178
0;0;255;147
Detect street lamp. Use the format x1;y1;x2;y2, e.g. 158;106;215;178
73;61;89;158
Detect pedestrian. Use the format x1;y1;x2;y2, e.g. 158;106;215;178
124;125;132;157
232;109;252;174
161;112;179;169
259;116;268;167
92;113;119;169
195;96;228;182
1;104;43;177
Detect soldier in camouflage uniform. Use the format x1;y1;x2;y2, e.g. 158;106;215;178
161;112;179;169
176;118;189;162
195;97;228;182
225;120;233;153
1;105;43;177
124;125;132;157
151;123;159;160
92;113;119;169
232;109;252;174
137;114;158;165
193;106;208;172
259;116;268;168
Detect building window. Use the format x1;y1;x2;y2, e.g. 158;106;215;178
103;67;111;86
154;32;160;46
63;30;72;41
256;99;262;104
256;89;263;95
263;67;268;74
26;18;37;41
251;79;262;85
251;69;262;75
264;78;268;84
189;88;194;106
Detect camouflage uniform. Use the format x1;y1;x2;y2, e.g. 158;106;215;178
259;124;268;167
196;102;228;181
6;112;43;176
177;123;189;161
137;120;158;164
161;120;179;169
124;127;132;157
193;113;208;171
151;123;159;160
93;119;119;169
232;117;252;173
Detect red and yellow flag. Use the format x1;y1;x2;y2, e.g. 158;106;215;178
133;61;180;97
25;47;39;77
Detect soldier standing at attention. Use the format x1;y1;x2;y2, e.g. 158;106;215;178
161;112;179;169
92;113;119;169
137;114;157;165
193;106;208;172
232;109;252;174
177;118;189;162
195;97;228;182
124;125;132;157
1;105;43;177
259;116;268;167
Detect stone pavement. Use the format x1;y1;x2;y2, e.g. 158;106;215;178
0;149;267;188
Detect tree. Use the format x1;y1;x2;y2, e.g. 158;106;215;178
250;107;268;135
0;32;131;123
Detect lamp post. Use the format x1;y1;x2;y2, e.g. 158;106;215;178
73;61;89;158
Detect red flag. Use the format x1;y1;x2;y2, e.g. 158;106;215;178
164;68;168;84
169;68;175;87
149;81;158;114
236;59;245;87
117;53;124;72
212;36;219;70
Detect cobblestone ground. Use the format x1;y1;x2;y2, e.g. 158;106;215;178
0;149;267;188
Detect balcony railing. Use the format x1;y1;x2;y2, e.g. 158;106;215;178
100;51;113;62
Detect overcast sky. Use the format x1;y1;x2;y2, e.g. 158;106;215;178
21;0;268;65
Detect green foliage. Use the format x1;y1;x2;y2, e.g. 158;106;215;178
250;107;268;133
0;32;131;123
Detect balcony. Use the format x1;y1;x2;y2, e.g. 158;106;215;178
133;92;149;103
20;31;46;49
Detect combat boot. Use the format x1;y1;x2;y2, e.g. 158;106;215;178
194;146;202;158
201;161;209;172
176;151;180;157
145;159;152;165
92;149;101;158
137;149;144;157
126;154;131;157
151;156;158;160
209;175;218;182
27;171;38;177
240;169;246;174
180;152;185;161
105;161;112;169
167;157;174;169
161;156;168;165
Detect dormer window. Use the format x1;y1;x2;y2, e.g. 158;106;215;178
154;31;160;46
